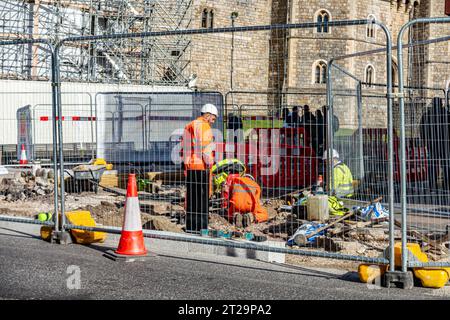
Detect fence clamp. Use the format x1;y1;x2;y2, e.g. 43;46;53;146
387;92;405;99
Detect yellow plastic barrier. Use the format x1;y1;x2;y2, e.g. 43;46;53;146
394;242;428;267
358;264;388;283
359;243;450;288
66;211;107;244
413;268;449;289
40;211;107;244
394;242;449;289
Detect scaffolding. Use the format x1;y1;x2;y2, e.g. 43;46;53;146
0;0;193;85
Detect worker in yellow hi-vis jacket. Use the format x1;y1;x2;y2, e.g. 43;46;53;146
323;149;354;198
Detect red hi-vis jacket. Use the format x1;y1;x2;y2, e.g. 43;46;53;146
182;116;214;170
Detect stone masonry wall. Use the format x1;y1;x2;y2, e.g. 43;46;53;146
426;0;450;90
190;0;272;111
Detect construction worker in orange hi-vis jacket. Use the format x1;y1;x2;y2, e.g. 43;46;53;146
182;103;218;233
183;103;217;172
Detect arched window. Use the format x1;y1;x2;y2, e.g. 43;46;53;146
405;0;411;12
365;65;375;87
201;9;208;28
392;61;398;90
313;61;327;84
316;10;330;33
208;10;214;29
367;14;376;39
412;1;420;19
201;9;214;29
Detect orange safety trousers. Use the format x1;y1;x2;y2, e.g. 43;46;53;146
225;174;268;223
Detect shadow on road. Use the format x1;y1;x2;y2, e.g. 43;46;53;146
0;227;42;240
76;238;358;284
156;252;346;280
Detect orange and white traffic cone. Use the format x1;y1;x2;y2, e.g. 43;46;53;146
19;144;28;165
115;173;147;256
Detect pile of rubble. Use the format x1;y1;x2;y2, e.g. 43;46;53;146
204;193;450;261
0;169;54;202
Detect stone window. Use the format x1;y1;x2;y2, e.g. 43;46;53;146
208;10;214;29
313;60;327;84
316;10;330;33
365;65;375;87
201;9;208;28
367;14;376;39
201;9;214;29
392;61;398;89
412;1;420;18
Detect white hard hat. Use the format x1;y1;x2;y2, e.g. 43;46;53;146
323;149;339;160
201;103;218;117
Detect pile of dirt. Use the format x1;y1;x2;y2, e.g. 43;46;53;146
142;215;184;233
81;201;121;220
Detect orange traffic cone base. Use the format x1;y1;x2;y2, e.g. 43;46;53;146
103;249;155;262
115;231;147;256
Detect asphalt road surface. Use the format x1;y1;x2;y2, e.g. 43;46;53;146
0;222;449;301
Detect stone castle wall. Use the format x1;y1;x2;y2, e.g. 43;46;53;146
190;0;272;110
190;0;449;126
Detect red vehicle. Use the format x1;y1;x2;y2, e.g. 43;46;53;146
215;127;317;193
361;128;428;183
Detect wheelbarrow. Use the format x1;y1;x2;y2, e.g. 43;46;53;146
66;165;106;194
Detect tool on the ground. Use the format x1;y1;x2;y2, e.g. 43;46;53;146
290;222;327;246
294;196;383;245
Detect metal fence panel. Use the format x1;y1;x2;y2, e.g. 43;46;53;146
53;20;397;266
397;18;450;269
0;40;58;233
31;95;95;164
